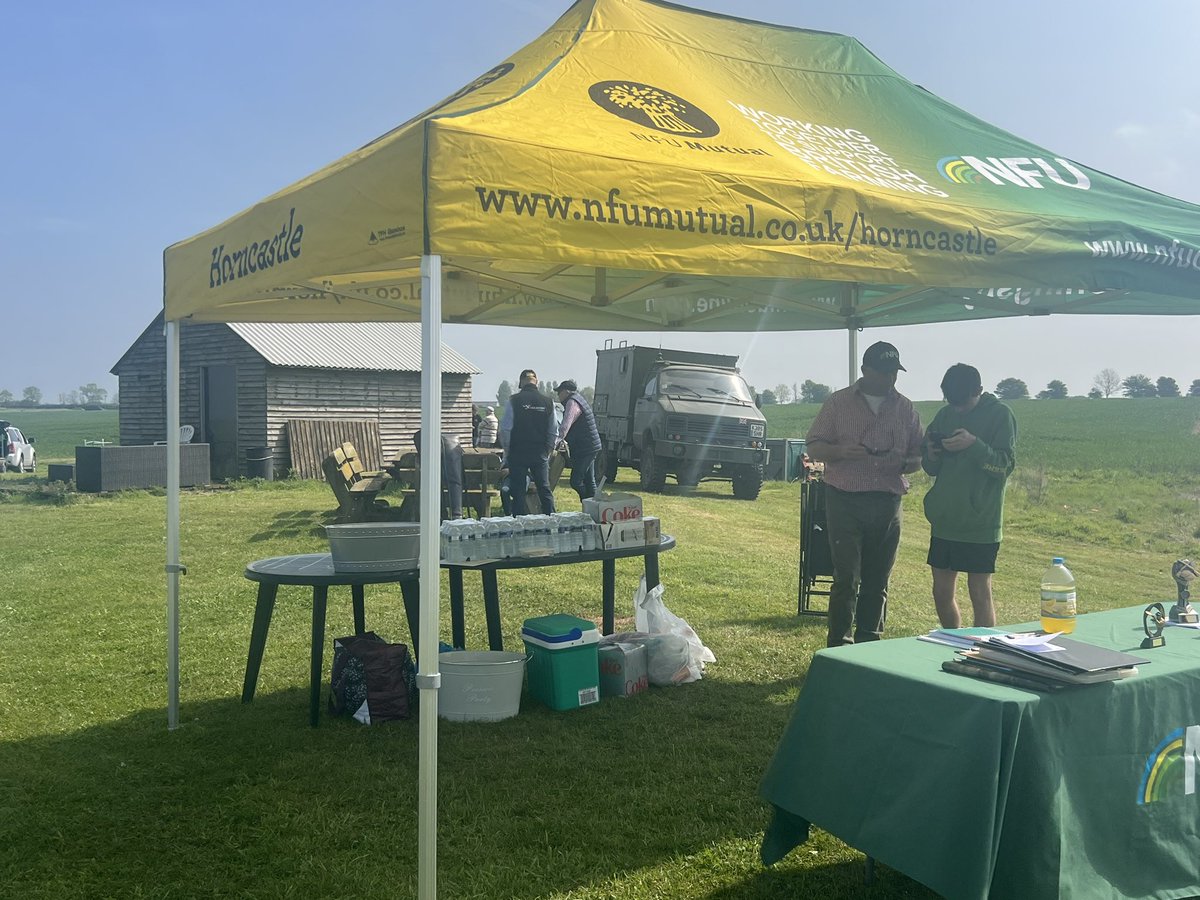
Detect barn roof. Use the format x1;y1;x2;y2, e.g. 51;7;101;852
228;322;478;374
112;316;478;375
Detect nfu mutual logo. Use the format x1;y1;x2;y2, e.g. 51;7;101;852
589;81;720;137
1138;725;1200;804
937;155;1091;190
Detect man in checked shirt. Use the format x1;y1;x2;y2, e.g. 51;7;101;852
805;341;924;647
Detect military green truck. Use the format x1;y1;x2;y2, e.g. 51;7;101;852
592;342;768;499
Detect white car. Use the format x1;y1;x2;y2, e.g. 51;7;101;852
1;423;36;473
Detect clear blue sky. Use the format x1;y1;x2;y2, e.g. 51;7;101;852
4;1;1198;403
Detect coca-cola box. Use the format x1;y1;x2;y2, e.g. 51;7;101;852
598;641;649;699
583;490;643;524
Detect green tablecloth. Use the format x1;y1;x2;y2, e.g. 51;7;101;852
760;606;1200;899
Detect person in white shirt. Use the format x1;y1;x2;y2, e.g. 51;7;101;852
478;406;499;447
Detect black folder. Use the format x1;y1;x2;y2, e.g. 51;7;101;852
977;633;1148;674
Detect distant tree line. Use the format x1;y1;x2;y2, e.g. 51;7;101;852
749;368;1200;405
994;371;1198;400
0;383;116;408
494;369;1200;409
493;379;593;409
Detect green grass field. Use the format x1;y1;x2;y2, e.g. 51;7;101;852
0;407;119;460
1;398;1198;897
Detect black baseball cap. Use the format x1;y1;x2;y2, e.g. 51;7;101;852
557;379;577;393
862;341;906;372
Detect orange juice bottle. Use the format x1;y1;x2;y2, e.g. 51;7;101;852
1040;557;1077;633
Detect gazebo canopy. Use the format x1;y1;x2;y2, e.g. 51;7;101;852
162;5;1200;897
164;0;1200;332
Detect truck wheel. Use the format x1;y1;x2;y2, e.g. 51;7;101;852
597;445;618;485
731;464;763;500
639;450;667;493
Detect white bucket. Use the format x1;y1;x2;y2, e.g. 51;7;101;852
438;651;526;722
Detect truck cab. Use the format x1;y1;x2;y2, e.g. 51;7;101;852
593;343;768;499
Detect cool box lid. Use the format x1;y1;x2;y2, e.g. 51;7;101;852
521;614;599;649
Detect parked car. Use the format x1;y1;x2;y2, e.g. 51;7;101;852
0;422;36;473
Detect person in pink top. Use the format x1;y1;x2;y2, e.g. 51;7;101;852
805;341;924;647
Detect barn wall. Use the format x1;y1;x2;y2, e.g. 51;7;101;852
266;368;474;473
114;321;474;478
113;321;265;451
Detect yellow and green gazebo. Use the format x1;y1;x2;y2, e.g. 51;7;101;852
163;1;1200;895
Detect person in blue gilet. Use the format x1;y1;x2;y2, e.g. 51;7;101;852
500;369;556;515
555;379;602;501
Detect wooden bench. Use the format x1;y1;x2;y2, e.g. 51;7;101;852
462;448;503;518
322;442;393;522
388;447;502;520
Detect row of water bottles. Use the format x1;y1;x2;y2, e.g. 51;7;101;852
441;512;601;563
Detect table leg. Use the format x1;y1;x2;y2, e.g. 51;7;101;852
310;585;329;727
242;582;278;703
400;579;420;658
449;567;466;649
645;551;661;591
602;560;616;635
352;584;366;635
482;569;503;650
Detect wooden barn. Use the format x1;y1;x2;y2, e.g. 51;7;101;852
111;314;479;480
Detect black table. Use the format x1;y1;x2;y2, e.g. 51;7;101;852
242;553;420;726
444;535;676;650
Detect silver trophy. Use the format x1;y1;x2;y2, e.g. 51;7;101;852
1170;559;1200;624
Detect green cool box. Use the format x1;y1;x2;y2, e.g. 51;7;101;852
521;614;600;710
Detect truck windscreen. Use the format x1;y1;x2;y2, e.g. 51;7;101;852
659;368;755;404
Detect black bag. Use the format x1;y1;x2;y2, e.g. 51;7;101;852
328;632;416;724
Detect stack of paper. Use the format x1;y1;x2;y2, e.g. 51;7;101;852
942;632;1148;691
919;626;1008;650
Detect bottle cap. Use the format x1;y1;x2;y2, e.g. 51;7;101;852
1052;557;1065;564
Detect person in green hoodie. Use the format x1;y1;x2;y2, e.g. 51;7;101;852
921;364;1017;628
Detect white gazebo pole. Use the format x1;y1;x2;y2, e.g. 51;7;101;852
846;285;861;387
847;326;858;388
165;318;182;730
417;254;443;900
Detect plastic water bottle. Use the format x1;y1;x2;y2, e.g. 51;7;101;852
1040;557;1077;633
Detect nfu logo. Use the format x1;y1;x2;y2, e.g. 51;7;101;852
937;155;1091;190
1138;725;1200;804
589;81;720;137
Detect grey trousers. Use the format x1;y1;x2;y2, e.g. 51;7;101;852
823;486;902;647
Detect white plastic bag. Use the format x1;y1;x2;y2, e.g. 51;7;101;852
631;576;715;683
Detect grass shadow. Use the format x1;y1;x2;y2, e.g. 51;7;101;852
704;857;938;899
248;508;336;543
0;673;933;898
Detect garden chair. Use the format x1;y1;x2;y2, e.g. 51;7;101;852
322;442;392;523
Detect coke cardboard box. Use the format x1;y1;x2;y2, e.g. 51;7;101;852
583;490;643;524
642;515;661;545
598;642;649;699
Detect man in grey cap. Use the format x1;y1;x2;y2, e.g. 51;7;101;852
805;341;924;647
